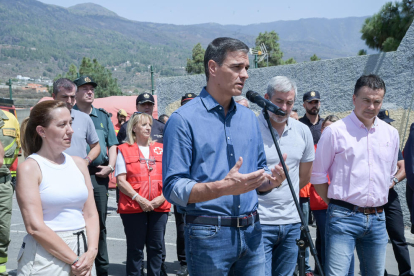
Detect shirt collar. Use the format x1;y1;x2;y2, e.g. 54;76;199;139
301;114;321;126
349;110;379;129
73;104;97;117
200;87;237;113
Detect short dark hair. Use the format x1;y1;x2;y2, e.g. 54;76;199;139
158;114;169;124
292;108;298;112
204;37;249;81
322;115;340;128
53;78;76;96
354;74;386;96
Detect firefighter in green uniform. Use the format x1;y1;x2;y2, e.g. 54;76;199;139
0;109;20;276
73;76;118;276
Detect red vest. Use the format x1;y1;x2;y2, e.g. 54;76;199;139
117;142;171;214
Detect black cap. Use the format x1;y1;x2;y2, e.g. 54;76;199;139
73;75;97;88
181;93;197;106
303;91;320;102
378;109;394;123
136;93;155;105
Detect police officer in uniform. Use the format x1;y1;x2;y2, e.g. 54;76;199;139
0;109;20;276
117;92;165;144
74;76;118;276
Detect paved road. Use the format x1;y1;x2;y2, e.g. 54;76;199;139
6;189;414;276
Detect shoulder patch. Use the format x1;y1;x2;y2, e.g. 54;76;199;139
98;108;110;116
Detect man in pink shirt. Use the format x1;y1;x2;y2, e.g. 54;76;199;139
311;74;399;276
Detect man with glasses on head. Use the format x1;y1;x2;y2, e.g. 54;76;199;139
73;75;119;276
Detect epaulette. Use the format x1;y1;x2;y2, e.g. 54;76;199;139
98;108;110;117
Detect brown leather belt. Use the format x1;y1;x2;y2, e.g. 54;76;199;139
330;199;384;214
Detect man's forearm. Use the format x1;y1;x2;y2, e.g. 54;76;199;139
188;181;222;204
395;160;406;182
87;142;100;161
313;183;329;204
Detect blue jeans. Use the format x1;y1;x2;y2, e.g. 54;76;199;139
313;209;354;276
325;202;388;276
298;198;311;273
262;223;301;276
184;219;265;276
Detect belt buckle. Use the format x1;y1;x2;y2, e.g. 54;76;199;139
237;217;242;227
363;208;370;215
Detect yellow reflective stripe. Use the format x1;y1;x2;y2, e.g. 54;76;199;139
3;138;15;152
0;265;5;273
11;171;16;177
0;257;7;263
3;158;16;165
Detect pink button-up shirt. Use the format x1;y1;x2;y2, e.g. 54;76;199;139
311;111;399;207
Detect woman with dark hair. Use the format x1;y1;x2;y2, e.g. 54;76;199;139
16;100;99;276
310;115;354;276
116;112;170;276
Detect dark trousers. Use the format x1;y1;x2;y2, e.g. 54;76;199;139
384;187;414;276
173;205;186;266
121;212;168;276
406;183;414;231
90;174;109;276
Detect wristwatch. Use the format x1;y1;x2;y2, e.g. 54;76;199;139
393;177;399;184
108;164;115;173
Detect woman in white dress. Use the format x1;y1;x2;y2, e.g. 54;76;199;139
16;100;99;276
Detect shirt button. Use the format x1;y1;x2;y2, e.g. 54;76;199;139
238;205;240;208
219;107;222;110
227;137;230;140
230;153;233;156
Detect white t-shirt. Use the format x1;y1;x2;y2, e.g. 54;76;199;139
115;145;149;176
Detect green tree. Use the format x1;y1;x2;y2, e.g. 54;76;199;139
361;0;414;52
255;31;296;67
358;49;367;56
78;57;122;98
310;54;321;61
186;43;205;74
255;31;284;67
53;58;122;98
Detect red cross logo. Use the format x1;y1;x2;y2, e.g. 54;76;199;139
154;147;163;155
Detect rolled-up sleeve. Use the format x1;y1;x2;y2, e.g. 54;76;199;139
162;112;197;207
311;126;335;184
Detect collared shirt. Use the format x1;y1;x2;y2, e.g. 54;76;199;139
311;111;399;207
257;112;314;225
162;88;270;216
64;109;99;158
73;104;118;166
299;115;324;145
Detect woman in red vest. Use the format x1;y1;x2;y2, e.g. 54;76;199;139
115;112;171;276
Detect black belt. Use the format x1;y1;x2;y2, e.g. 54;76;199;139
0;174;11;183
186;211;259;228
73;230;88;256
330;199;384;214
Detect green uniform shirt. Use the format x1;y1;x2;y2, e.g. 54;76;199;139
73;104;118;167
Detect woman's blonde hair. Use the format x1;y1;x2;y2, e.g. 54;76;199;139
125;112;153;145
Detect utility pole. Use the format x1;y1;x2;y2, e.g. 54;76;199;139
6;79;12;100
150;65;154;95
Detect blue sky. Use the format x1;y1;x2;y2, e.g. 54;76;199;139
38;0;393;25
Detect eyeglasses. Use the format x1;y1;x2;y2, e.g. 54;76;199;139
132;112;143;119
138;150;155;166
